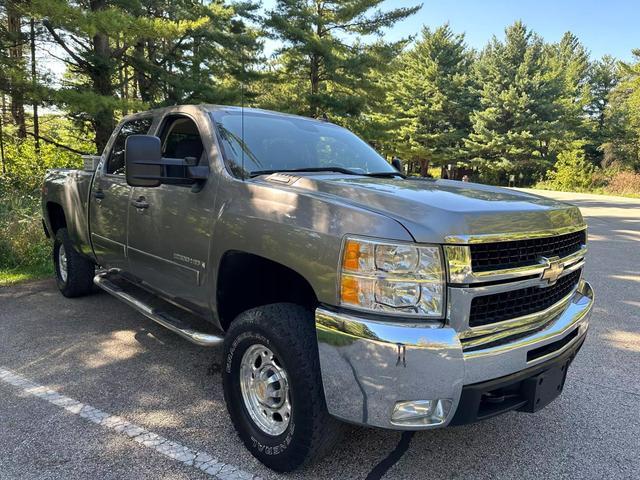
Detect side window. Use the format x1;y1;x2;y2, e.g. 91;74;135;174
159;116;204;167
106;118;153;175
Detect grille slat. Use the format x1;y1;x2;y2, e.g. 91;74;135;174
470;230;586;272
469;269;582;327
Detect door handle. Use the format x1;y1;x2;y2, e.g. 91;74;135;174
94;190;105;199
131;197;149;209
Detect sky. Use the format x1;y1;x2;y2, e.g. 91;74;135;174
44;0;639;81
263;0;639;61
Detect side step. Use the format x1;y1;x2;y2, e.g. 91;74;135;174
94;272;224;347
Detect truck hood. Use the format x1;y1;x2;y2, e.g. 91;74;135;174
264;174;584;243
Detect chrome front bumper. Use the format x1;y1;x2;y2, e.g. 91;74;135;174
315;280;594;430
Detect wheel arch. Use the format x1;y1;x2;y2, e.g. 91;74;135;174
45;201;67;235
216;250;319;331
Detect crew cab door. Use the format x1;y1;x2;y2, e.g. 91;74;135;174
126;113;217;309
89;117;153;270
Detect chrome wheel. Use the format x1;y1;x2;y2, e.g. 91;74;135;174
240;344;291;436
58;244;68;283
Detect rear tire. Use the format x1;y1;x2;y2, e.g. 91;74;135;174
222;303;342;472
53;228;95;298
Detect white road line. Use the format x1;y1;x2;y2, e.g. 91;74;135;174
0;367;260;480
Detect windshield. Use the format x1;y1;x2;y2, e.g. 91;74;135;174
211;110;396;177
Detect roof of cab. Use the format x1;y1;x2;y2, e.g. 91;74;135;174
122;104;332;126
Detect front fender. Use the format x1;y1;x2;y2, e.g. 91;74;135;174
209;177;413;308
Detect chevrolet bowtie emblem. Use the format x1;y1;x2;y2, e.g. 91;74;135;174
540;256;564;284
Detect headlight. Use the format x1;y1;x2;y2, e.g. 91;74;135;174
339;236;445;318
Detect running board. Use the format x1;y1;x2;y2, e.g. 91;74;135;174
94;272;223;347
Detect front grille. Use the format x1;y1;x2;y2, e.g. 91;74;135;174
470;230;586;272
469;269;582;327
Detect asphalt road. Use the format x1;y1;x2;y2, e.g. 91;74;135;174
1;190;639;480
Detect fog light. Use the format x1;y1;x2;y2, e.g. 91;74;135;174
391;399;452;427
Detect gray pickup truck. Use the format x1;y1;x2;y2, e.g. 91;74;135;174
42;104;594;472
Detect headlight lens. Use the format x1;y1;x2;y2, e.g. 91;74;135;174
339;237;445;318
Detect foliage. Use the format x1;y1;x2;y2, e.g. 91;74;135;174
602;50;640;170
380;25;477;174
541;143;595;191
0;183;52;285
583;56;619;163
465;22;566;181
1;117;89;191
3;5;640;283
604;170;640;196
0;117;90;283
262;0;420;120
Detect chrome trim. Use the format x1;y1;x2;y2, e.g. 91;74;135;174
463;281;593;383
240;344;291;436
447;264;584;343
445;244;587;285
459;288;576;349
315;307;464;430
94;272;223;347
444;224;587;244
315;280;593;429
58;244;68;283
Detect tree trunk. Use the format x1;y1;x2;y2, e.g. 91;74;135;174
310;54;320;118
309;2;323;118
91;30;115;153
7;1;27;138
134;40;153;103
420;159;430;177
30;18;40;154
0;117;6;174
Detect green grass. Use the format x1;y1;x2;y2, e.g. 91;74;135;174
1;184;54;287
0;263;52;287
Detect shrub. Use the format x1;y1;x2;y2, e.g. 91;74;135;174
0;116;92;283
605;170;640;196
542;147;595;192
0;183;52;276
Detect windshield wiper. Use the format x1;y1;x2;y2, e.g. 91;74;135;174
363;171;406;179
249;167;362;178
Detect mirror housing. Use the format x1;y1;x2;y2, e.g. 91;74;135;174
125;135;162;187
125;135;209;187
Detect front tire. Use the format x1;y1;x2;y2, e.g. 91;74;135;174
53;228;95;297
222;303;341;472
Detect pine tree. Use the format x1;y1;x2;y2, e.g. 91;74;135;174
30;0;260;152
584;55;619;164
264;0;421;119
465;22;564;182
603;50;640;169
382;25;477;175
549;32;590;141
128;1;262;107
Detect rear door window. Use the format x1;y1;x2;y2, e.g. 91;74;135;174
159;116;204;164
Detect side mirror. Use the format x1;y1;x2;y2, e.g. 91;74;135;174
125;135;162;187
391;157;403;172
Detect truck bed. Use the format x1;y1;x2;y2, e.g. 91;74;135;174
42;168;94;258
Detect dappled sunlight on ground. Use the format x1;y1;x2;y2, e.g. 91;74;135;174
84;330;147;369
608;273;640;284
602;330;640;353
612;229;640;241
585;233;607;242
